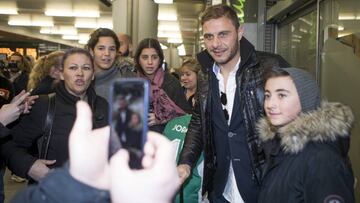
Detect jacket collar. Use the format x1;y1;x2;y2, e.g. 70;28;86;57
257;102;354;154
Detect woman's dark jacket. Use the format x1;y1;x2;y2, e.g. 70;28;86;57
4;81;108;178
149;71;191;133
257;102;355;203
179;37;290;195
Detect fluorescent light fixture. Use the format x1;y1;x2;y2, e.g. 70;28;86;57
338;15;356;20
62;35;79;40
157;31;182;39
40;26;77;35
78;40;88;44
154;0;173;4
177;44;186;56
0;1;18;14
158;4;177;20
31;15;54;27
45;9;99;18
167;38;183;43
158;21;180;31
8;15;53;27
45;1;99;18
75;17;112;29
97;17;113;29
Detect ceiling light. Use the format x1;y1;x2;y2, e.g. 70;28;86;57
154;0;173;4
338;15;356;20
168;38;183;44
78;40;88;44
158;4;177;20
40;26;77;35
158;21;180;31
75;17;112;29
0;0;18;15
177;44;186;56
8;15;53;27
45;1;99;18
0;1;18;14
62;35;79;40
157;31;182;39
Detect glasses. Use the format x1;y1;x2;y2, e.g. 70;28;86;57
220;92;229;121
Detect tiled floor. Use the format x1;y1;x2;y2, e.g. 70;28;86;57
3;169;27;203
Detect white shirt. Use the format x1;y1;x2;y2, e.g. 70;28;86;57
213;59;244;203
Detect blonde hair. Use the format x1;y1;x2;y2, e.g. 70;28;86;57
27;51;64;91
179;58;201;74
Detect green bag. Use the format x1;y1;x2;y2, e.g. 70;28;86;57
163;115;204;203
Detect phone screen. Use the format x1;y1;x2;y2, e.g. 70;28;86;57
108;78;149;168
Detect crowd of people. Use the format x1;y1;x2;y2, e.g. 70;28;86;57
0;3;356;203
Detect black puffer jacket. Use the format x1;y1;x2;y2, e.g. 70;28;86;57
3;81;108;178
257;102;355;203
179;37;290;195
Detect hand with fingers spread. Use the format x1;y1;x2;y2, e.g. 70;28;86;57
110;132;180;203
69;101;111;190
0;90;37;126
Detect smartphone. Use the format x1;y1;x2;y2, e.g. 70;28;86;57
108;78;149;169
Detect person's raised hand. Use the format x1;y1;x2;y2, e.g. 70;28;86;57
0;90;33;125
69;101;110;190
110;132;180;203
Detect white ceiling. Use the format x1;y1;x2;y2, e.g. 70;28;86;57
0;0;205;56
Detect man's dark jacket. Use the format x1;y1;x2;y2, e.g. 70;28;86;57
179;37;290;196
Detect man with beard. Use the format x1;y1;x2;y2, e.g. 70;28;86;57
177;4;289;203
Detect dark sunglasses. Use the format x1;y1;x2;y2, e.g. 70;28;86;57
221;92;229;121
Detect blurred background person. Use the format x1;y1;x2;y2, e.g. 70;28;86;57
7;52;32;95
179;58;201;108
115;33;135;72
27;51;64;95
3;48;108;183
134;38;191;133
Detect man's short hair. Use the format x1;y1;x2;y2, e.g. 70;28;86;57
86;28;120;51
200;4;240;30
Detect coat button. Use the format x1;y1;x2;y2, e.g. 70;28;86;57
228;132;236;138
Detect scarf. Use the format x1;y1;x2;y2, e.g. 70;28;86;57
140;68;186;124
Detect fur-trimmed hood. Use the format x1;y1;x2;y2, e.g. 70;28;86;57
257;102;354;154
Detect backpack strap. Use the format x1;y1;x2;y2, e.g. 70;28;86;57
39;93;56;159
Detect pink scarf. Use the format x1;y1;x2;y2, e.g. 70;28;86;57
140;68;186;124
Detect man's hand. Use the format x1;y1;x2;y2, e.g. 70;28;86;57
69;101;111;190
110;132;180;203
0;90;37;126
177;164;191;185
27;159;56;181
